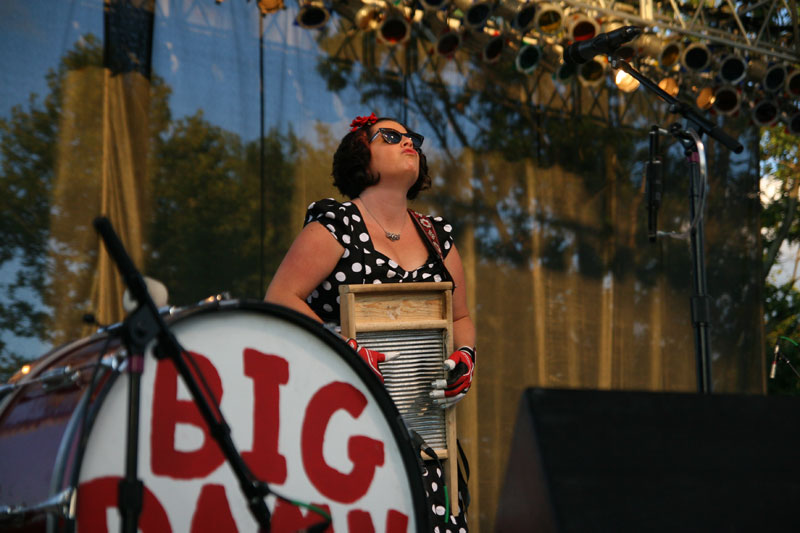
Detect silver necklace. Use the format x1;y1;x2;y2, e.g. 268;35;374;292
360;200;406;241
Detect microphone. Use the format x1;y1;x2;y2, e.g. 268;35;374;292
770;343;780;379
564;26;643;65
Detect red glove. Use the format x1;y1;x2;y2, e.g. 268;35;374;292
347;338;388;383
431;346;475;408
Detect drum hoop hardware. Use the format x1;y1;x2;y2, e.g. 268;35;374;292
0;488;75;523
0;353;124;395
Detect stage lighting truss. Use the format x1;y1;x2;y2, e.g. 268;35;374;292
302;0;800;133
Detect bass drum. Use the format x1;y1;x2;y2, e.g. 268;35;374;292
0;300;428;532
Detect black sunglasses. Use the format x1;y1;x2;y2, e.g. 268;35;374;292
369;128;424;150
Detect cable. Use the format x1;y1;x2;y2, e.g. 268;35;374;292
779;336;799;347
268;486;332;531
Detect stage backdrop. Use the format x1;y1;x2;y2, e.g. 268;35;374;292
0;0;764;530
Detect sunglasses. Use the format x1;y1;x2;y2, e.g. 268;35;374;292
369;128;424;150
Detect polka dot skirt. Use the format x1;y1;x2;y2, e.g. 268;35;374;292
304;198;455;324
423;461;469;531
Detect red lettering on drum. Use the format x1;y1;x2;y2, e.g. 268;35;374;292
386;509;410;532
301;381;385;504
241;348;288;484
271;499;333;532
347;509;375;532
346;509;409;532
151;351;225;478
190;484;239;533
77;476;172;532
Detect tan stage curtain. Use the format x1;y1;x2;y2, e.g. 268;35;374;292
45;1;154;342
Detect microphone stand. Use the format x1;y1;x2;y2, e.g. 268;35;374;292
609;57;744;394
92;217;272;532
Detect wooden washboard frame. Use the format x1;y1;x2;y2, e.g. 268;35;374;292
339;282;459;513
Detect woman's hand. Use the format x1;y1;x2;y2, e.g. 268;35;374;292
430;346;475;408
346;338;398;383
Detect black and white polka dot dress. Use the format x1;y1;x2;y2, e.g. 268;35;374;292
304;198;455;325
304;198;469;531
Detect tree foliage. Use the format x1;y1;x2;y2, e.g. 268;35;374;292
0;36;300;381
761;124;800;394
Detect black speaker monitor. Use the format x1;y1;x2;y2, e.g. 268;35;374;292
495;388;800;532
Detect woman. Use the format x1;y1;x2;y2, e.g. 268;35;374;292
265;113;475;530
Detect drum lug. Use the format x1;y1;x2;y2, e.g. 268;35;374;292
0;487;75;523
103;348;127;372
40;366;81;392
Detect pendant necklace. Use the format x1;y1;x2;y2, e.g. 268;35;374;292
360;200;406;241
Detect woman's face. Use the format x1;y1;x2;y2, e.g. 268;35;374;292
366;120;420;187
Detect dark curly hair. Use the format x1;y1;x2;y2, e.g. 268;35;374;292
332;117;431;200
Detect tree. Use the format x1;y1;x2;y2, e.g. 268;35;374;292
760;124;800;394
0;35;106;379
146;112;297;304
0;36;305;382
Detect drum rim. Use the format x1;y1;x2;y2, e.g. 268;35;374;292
141;298;432;529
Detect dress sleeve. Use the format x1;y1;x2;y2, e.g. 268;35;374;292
303;198;355;247
430;215;456;259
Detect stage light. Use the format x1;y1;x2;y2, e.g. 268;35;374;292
515;41;542;74
479;30;506;63
637;33;682;69
695;86;715;110
495;0;537;33
578;57;605;87
378;9;411;45
420;0;451;10
712;85;740;115
554;62;577;85
534;3;563;34
783;105;800;135
786;68;800;97
257;0;284;15
717;54;747;85
614;68;639;92
565;10;599;42
421;12;462;57
747;60;787;93
462;26;505;63
752;99;779;126
763;63;787;93
681;42;711;72
296;0;330;29
658;76;680;97
353;4;383;31
453;0;493;29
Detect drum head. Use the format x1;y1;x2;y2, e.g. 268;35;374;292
70;300;428;531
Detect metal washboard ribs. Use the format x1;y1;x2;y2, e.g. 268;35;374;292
358;329;448;451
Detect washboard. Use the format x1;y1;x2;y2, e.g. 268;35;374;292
339;282;459;512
